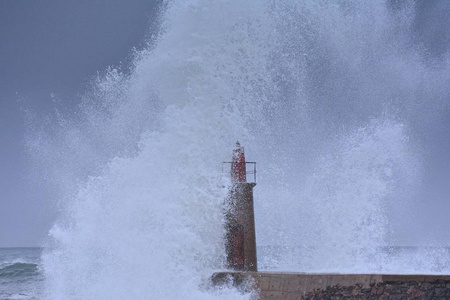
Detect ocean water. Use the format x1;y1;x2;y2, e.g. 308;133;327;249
0;248;43;300
22;0;450;299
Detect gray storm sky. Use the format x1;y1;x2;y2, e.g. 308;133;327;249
1;0;450;247
0;0;161;247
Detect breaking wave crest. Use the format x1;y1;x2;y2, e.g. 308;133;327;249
0;263;39;279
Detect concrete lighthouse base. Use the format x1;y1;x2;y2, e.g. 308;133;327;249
225;182;258;272
211;272;450;299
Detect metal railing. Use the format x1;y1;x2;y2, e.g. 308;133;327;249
222;162;257;183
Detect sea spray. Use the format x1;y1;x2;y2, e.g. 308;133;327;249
256;117;421;272
38;0;275;299
251;0;450;273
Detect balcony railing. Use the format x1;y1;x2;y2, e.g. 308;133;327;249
222;162;256;183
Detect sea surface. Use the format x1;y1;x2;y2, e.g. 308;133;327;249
0;248;43;300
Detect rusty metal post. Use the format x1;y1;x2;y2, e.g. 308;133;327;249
225;142;257;271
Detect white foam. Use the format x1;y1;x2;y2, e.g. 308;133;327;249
40;1;274;299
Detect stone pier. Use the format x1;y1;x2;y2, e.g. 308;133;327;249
211;272;450;299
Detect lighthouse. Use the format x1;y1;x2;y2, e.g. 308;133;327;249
224;142;257;271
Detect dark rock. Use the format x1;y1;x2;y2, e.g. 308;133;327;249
297;278;450;300
434;288;445;296
421;283;432;289
413;289;423;298
369;286;375;294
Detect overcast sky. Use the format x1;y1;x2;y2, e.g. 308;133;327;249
0;0;162;247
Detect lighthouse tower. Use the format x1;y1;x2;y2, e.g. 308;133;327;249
224;142;257;271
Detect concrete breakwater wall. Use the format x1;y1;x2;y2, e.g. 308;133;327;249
211;272;450;299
